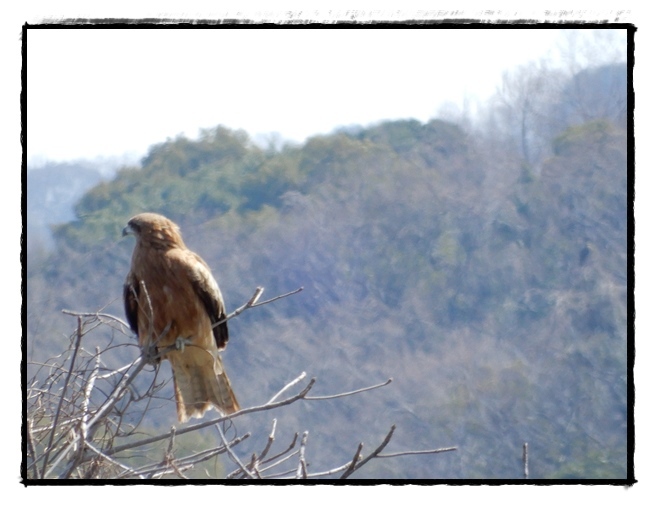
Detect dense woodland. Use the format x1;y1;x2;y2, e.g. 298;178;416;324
25;59;629;479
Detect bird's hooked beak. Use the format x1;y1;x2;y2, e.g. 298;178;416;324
122;224;135;238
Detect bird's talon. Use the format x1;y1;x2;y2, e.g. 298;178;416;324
176;337;192;352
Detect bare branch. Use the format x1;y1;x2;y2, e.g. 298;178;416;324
377;447;458;458
305;377;393;401
296;431;309;479
29;291;455;481
306;461;358;478
213;286;303;329
42;353;150;477
80;346;100;443
340;425;397;479
175;435;248;466
217;425;257;479
26;419;40;480
167;460;190;480
246;287;265;306
342;442;364;477
250;287;304;309
102;378;315;458
83;441;145;479
267;372;307;404
251;418;278;468
242;433;299;479
229;432;297;479
166;427;176;455
40;316;84;477
123;433;248;479
61;309;132;332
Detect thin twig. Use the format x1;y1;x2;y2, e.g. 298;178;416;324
343;442;364;477
103;378;315;458
305;377;393;401
340;425;397;479
250;287;304;309
257;465;298;479
83;356;148;431
61;310;132;331
123;434;248;479
168;459;190;480
175;436;247;466
258;449;301;474
377;447;458;458
139;281;155;345
84;440;145;479
246;287;265;306
80;347;100;443
213;286;303;329
31;295;458;480
26;418;41;479
296;431;309;479
267;372;307;404
40;316;84;477
149;461;194;479
43;354;149;477
250;418;277;470
217;425;257;479
166;427;176;454
261;431;298;466
229;431;301;479
214;287;264;328
306;461;359;478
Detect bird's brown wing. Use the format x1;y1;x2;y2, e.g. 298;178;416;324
185;251;230;350
123;272;139;336
166;249;239;420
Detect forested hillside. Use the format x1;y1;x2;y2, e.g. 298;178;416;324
25;62;629;479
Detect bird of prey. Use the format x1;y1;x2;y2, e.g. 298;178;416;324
123;212;239;422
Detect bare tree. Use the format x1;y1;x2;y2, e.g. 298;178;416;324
481;30;628;170
552;30;629;129
556;29;627;77
487;61;566;167
24;288;456;480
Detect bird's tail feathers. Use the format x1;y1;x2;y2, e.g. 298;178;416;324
169;349;240;423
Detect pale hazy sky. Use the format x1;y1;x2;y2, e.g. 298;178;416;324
28;27;591;164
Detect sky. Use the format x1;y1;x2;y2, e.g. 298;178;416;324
27;27;593;165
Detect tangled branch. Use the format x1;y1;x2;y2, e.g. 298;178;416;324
25;286;456;480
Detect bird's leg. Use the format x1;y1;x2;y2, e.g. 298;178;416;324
144;322;172;363
141;342;160;366
175;336;194;352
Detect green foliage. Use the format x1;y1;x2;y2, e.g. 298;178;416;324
552;119;617;156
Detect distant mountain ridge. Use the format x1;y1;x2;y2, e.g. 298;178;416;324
26;156;139;250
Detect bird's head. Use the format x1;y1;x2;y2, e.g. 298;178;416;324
122;213;185;249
